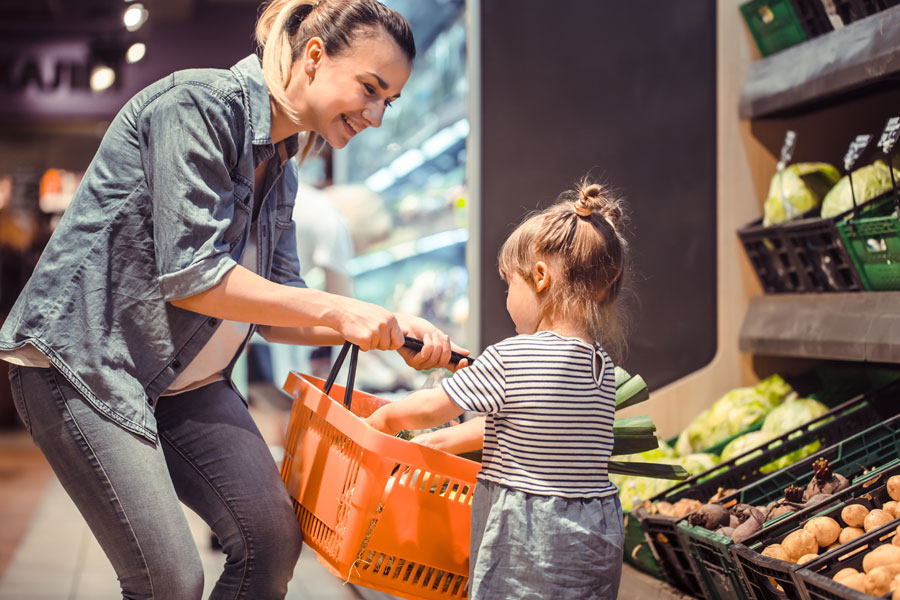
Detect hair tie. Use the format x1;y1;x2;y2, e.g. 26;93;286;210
574;201;592;218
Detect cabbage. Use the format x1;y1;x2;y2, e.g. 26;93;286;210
759;435;822;474
820;161;900;218
681;452;720;475
754;374;795;408
720;430;774;464
763;162;840;226
761;397;829;436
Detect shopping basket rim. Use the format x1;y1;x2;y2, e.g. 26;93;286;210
283;371;483;481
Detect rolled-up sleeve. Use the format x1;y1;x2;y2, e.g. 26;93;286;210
140;83;242;301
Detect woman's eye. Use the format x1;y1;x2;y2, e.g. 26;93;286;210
384;98;394;108
363;83;375;95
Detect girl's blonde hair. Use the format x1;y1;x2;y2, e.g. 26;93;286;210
498;179;630;357
255;0;415;157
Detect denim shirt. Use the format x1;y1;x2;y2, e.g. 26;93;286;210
0;55;306;442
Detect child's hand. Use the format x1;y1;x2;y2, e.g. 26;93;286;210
410;417;485;455
364;409;391;434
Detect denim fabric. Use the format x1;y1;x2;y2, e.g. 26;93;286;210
10;363;303;600
0;55;305;442
469;478;624;599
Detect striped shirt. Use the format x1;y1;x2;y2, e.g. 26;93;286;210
442;331;617;498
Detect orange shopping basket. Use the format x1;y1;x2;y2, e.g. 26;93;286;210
281;342;481;600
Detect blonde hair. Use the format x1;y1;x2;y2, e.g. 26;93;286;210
255;0;415;152
498;179;630;357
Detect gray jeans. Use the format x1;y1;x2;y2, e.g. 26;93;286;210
9;364;302;600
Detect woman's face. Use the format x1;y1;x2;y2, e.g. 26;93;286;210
293;30;411;149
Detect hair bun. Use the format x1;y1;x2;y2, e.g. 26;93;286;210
574;182;622;226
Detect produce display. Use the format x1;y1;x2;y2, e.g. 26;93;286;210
820;160;900;218
757;473;900;597
762;162;840;226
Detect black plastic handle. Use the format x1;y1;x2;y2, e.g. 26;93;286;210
323;341;359;409
403;336;471;365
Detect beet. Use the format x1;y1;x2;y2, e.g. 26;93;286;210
687;503;731;530
803;458;849;501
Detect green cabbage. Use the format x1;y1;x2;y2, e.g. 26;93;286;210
763;163;840;226
758;435;822;474
761;397;829;436
820;161;900;218
720;430;774;464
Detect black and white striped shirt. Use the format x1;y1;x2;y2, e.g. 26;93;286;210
442;331;617;498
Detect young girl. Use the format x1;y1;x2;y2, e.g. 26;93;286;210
366;180;629;599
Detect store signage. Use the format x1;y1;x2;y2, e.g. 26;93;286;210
879;117;900;155
843;134;872;172
776;130;796;171
0;54;99;93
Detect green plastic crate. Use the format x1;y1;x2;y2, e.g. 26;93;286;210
677;413;900;600
740;0;808;57
836;191;900;290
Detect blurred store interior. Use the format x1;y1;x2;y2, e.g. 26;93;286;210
3;0;900;598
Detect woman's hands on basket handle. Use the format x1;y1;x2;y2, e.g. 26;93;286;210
394;314;469;372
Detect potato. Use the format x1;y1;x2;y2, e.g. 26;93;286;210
834;567;859;583
863;544;900;574
826;542;841;551
884;501;899;517
762;544;791;562
839;527;865;544
797;553;818;564
867;566;895;596
842;504;869;528
841;572;867;592
894;589;900;600
805;516;841;547
891;572;900;591
782;529;818;561
894;529;900;548
888;475;900;502
865;509;895;532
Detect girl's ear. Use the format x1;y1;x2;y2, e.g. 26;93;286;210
533;261;550;293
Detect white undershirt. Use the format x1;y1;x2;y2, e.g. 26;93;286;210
162;222;259;396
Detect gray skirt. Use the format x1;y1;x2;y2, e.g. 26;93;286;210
468;479;624;600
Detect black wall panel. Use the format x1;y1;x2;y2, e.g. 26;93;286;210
478;1;717;389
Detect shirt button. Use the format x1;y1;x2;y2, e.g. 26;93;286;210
172;358;181;370
207;318;218;327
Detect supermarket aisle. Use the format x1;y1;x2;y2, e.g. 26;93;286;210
0;473;363;600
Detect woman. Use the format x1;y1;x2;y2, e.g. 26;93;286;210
0;1;464;598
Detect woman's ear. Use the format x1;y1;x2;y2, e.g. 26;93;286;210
533;261;550;293
303;37;324;73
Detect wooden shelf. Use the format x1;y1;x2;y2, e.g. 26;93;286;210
739;292;900;363
739;6;900;120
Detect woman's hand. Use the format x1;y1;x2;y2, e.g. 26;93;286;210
329;296;404;352
395;314;469;371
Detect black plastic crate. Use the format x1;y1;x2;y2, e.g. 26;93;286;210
780;216;864;292
833;0;899;24
731;460;900;600
795;513;900;600
637;378;900;598
790;0;838;38
738;216;809;293
678;411;900;600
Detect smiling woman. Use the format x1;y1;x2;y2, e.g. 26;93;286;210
0;1;470;599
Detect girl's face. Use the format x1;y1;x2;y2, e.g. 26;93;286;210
506;271;543;335
292;30;411;149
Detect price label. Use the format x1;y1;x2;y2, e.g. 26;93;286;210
776;130;797;172
879;117;900;155
843;134;872;172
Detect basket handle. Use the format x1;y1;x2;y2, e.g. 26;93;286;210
323;341;359;409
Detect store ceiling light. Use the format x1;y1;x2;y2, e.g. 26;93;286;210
90;65;116;91
126;42;146;64
123;4;149;32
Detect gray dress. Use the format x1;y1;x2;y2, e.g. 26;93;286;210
469;478;624;599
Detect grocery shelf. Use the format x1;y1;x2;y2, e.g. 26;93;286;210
346;227;468;276
738;5;900;119
739;291;900;362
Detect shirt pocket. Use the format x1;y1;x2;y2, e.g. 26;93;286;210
223;177;252;249
274;197;295;230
